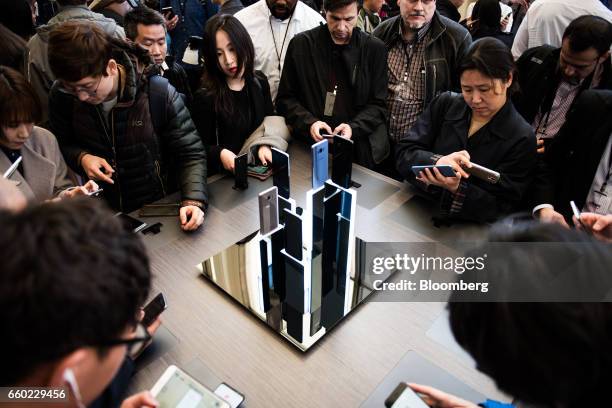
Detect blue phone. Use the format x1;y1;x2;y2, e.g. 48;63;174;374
411;165;457;178
312;139;328;189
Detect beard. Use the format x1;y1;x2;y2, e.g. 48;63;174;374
270;3;291;19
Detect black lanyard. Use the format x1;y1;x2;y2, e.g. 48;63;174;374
269;13;293;73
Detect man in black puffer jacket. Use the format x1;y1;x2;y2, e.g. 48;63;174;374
48;21;207;231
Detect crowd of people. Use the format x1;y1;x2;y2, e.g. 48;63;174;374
1;0;612;406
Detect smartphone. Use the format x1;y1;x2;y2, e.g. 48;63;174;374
411;165;456;178
272;148;290;199
139;203;181;217
278;195;293;225
504;11;512;19
142;293;168;327
312;139;329;189
150;365;230;408
213;383;244;408
321;134;335;139
86;188;104;197
161;6;174;19
384;383;428;408
464;162;500;184
284;209;302;261
331;135;353;189
258;186;279;235
570;200;591;233
234;153;248;190
115;213;147;233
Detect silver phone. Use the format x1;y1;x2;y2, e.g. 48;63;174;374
258;186;279;235
464;162;500;184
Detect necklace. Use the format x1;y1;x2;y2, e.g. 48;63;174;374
269;12;294;73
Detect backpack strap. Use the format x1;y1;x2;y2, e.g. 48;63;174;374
148;74;169;135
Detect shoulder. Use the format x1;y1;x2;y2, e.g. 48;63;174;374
372;15;399;39
289;25;321;47
295;1;325;25
235;0;266;23
572;89;612;119
27;127;61;152
438;14;470;43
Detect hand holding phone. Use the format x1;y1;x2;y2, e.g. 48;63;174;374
142;293;168;327
411;165;457;178
384;383;428;408
570;200;590;234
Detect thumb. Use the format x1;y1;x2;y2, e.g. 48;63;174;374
180;207;188;224
593;218;607;232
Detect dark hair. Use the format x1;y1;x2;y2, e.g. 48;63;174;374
0;198;151;385
563;15;612;56
449;223;612;408
0;0;36;39
48;21;151;82
202;14;255;119
0;66;42;128
124;6;166;41
0;24;28;74
472;0;501;31
458;37;517;94
324;0;357;12
56;0;88;5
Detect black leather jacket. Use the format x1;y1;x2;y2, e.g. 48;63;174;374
373;11;472;105
50;47;207;212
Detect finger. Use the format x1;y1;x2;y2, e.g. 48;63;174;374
258;149;266;165
138;309;145;321
265;149;272;164
432;167;448;183
147;316;162;335
179;207;188;225
593;218;610;232
100;160;115;175
92;168;114;184
86;180;99;192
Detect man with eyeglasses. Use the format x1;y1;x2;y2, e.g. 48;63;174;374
513;16;612;156
48;21;208;231
372;0;471;178
0;198;160;408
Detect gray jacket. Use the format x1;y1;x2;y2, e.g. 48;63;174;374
0;127;74;202
373;11;472;105
27;5;125;123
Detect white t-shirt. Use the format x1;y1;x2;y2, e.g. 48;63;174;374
511;0;612;59
235;0;325;101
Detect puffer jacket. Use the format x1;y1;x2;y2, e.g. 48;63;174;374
27;5;125;123
49;45;208;213
373;11;472;105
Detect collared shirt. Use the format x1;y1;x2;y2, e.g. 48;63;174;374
387;22;430;143
584;133;612;215
532;80;581;139
511;0;612;59
235;0;325;100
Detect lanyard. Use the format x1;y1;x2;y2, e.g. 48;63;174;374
269;13;294;73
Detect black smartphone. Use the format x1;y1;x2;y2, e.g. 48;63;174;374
331;135;353;188
142;293;168;327
161;6;174;19
272;148;290;199
284;208;302;261
116;213;147;233
234;153;248;190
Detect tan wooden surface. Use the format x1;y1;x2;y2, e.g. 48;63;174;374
129;142;506;407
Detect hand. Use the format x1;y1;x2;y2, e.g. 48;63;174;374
574;212;612;242
120;391;158;408
220;149;237;172
537;207;569;228
60;180;100;199
436;150;471;179
258;145;272;166
537;138;545;154
500;15;510;31
333;123;352;139
508;0;529;10
81;154;114;184
179;205;205;231
137;309;162;337
416;166;462;193
165;14;179;31
408;383;479;408
310;121;332;142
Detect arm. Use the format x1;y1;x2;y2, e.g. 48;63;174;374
348;41;388;143
191;90;222;172
276;38;319;140
164;86;208;205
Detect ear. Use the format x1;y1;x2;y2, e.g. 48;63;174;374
106;59;119;77
47;348;89;387
506;71;514;89
599;50;611;64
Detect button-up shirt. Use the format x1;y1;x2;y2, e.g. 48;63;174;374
235;0;325;100
387;22;430;143
585;133;612;215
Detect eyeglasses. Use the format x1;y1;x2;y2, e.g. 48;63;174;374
99;323;151;357
58;76;103;97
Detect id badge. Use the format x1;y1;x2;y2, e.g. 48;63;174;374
593;190;611;215
324;91;336;117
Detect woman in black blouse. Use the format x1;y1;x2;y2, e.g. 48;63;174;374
192;14;274;174
396;38;536;223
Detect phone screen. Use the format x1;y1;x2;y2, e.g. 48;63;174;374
284;209;302;261
272;148;290;199
234;153;248;189
116;213;147;233
385;383;428;408
331;136;353;188
142;293;167;327
153;368;229;408
213;383;244;408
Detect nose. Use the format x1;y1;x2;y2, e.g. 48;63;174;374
16;124;30;138
77;91;90;102
150;43;161;56
563;65;576;78
224;51;234;66
472;90;482;104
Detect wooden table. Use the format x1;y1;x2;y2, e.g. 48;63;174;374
129;142;506;407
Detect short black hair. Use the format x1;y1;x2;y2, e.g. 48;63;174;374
0;199;151;385
0;24;28;74
449;223;612;408
563;15;612;56
0;0;36;39
458;37;517;94
324;0;357;13
472;0;501;30
124;6;166;41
